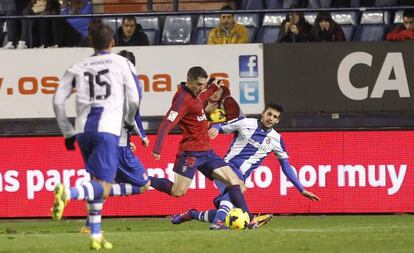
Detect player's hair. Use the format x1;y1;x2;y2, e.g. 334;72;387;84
403;9;414;19
122;16;137;25
187;66;208;82
118;50;136;66
90;23;114;50
263;104;284;114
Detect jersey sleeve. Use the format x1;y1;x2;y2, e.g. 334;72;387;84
123;62;140;127
53;68;77;138
135;108;146;139
273;136;289;160
220;116;245;133
153;92;187;154
131;65;147;139
279;159;304;192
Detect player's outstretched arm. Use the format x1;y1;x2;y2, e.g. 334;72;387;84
301;190;320;201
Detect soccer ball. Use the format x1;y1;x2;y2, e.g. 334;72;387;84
225;208;250;230
209;108;227;123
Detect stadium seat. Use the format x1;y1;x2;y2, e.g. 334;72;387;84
331;11;358;41
255;13;285;43
135;16;160;45
393;10;404;24
304;12;318;25
352;11;390;42
240;0;265;9
102;17;122;32
234;14;260;43
265;0;283;9
192;14;219;44
161;15;193;45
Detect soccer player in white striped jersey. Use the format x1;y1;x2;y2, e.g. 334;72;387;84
171;104;320;228
52;24;139;250
78;50;151;235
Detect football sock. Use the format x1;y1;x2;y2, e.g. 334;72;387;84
213;198;234;223
110;183;140;196
87;198;103;239
148;176;173;195
225;185;252;219
191;210;217;223
67;181;104;201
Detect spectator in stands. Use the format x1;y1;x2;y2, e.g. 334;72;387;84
278;10;312;43
114;16;149;46
310;11;346;42
204;83;241;123
20;0;61;48
386;9;414;41
59;0;93;46
1;0;31;49
0;0;15;48
78;18;103;47
208;5;248;44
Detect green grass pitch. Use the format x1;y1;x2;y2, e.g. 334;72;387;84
0;215;413;253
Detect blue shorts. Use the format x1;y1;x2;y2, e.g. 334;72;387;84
115;146;149;187
77;132;120;183
173;150;227;180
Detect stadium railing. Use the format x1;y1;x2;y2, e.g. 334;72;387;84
1;5;414;46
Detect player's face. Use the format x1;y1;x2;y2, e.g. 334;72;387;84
261;108;281;128
220;14;235;30
122;20;137;38
188;77;208;96
403;17;414;31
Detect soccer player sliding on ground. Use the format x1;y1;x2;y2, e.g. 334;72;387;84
171;104;320;227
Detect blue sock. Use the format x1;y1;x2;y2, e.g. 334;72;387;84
110;183;140;196
226;185;252;219
87;199;103;239
213;194;233;223
191;210;217;223
149;176;173;195
68;181;104;201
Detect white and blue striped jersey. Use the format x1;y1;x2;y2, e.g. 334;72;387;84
222;117;289;179
119;61;145;147
53;52;139;138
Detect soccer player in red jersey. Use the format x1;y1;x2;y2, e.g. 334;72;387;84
150;66;258;230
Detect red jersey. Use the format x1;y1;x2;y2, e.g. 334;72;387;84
386;25;414;41
153;83;218;154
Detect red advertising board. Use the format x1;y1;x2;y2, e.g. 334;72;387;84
0;131;413;218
